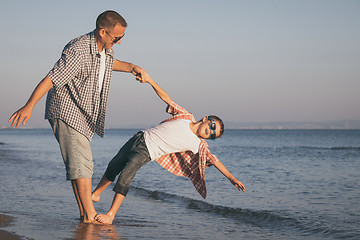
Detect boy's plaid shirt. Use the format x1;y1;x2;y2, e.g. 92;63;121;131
156;101;219;199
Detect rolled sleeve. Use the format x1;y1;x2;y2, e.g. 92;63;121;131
47;46;81;88
206;153;219;166
166;101;189;115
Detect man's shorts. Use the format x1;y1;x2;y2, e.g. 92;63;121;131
49;119;93;180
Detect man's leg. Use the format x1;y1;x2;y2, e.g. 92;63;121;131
49;119;97;222
71;180;84;219
73;178;97;223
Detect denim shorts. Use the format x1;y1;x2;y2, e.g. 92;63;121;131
104;131;151;196
49;119;93;180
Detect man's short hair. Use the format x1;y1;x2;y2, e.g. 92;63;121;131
96;10;127;30
208;115;224;138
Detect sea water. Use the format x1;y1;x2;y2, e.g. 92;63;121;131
0;128;359;239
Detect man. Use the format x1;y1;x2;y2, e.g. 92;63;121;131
9;10;146;223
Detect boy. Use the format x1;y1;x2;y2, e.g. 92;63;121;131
92;73;245;224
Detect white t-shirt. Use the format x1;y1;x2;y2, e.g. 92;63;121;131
98;50;106;92
143;119;201;161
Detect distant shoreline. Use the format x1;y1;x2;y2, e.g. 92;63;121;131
3;120;360;130
1;126;360;130
224;120;360;130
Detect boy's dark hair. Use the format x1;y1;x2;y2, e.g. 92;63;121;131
96;10;127;29
208;115;224;138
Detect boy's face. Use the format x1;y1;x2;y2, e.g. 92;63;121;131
197;116;221;140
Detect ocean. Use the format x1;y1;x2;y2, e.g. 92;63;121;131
0;128;359;239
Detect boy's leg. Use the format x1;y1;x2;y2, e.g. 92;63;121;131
92;132;145;202
96;134;151;224
112;151;150;196
95;193;125;224
92;175;112;202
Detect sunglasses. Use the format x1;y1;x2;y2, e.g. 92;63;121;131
105;29;125;43
208;117;217;140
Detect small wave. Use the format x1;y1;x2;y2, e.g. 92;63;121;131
131;186;298;227
283;146;360;151
131;186;354;238
220;145;360;152
330;146;360;150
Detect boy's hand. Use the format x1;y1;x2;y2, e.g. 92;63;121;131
231;178;245;192
137;71;172;105
138;71;153;84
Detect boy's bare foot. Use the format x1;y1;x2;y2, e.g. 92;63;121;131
92;193;100;202
95;213;114;224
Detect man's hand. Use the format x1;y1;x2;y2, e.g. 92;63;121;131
8;76;53;128
8;105;34;128
112;60;148;82
231;178;246;192
131;65;147;82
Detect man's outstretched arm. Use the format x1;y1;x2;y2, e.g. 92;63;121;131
9;77;54;128
113;59;146;81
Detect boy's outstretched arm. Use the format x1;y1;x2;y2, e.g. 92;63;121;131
213;160;245;192
140;72;172;106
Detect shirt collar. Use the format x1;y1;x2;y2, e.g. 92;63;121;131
89;31;114;57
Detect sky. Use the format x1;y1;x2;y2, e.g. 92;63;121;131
1;0;359;129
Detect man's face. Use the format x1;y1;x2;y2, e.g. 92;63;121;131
101;23;126;50
197;116;221;140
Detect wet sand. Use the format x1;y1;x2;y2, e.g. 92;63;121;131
0;212;122;240
0;214;22;240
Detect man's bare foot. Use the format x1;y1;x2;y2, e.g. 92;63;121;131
92;193;100;202
82;214;101;224
95;213;114;224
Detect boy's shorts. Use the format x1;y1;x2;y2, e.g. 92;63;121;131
49;118;93;180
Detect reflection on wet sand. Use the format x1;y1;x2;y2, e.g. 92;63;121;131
0;214;22;240
73;222;121;240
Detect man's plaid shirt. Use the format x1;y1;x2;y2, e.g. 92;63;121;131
156;101;219;199
45;31;115;140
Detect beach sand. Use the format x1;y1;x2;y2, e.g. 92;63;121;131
0;214;22;240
